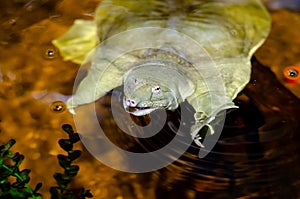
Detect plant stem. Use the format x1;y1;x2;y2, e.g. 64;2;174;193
1;164;37;199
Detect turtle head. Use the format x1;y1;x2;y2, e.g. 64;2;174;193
123;69;180;116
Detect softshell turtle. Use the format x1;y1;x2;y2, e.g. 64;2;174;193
53;0;270;148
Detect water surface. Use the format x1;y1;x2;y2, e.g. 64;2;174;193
0;0;299;198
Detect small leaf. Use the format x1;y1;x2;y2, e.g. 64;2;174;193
6;139;16;149
68;150;81;161
62;124;74;135
18;169;31;183
50;187;59;199
59;139;73;152
69;133;80;143
81;189;93;198
57;154;71;169
12;153;24;167
0;139;16;158
53;173;71;190
33;182;43;193
65;165;79;177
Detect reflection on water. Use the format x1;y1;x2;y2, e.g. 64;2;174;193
263;0;300;11
151;59;300;198
93;58;300;198
0;0;300;198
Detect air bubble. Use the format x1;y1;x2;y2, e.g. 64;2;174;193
50;101;66;113
44;47;57;59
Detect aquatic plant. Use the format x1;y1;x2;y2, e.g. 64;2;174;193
0;124;93;199
49;124;93;199
0;139;42;199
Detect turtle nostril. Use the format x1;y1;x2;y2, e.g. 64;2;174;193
126;99;136;107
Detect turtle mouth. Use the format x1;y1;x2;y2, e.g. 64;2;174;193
125;106;160;116
123;98;168;116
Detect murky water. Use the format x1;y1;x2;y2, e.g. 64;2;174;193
0;0;299;198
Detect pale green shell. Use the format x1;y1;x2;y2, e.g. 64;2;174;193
53;0;270;101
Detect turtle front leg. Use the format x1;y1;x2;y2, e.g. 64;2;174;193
190;111;216;148
189;101;237;148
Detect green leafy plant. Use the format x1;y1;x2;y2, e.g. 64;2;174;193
0;124;93;199
50;124;93;199
0;139;42;199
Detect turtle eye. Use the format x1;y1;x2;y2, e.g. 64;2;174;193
152;86;161;93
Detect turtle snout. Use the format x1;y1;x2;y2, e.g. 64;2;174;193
125;98;136;107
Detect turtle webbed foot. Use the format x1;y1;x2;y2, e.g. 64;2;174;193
190;122;215;148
